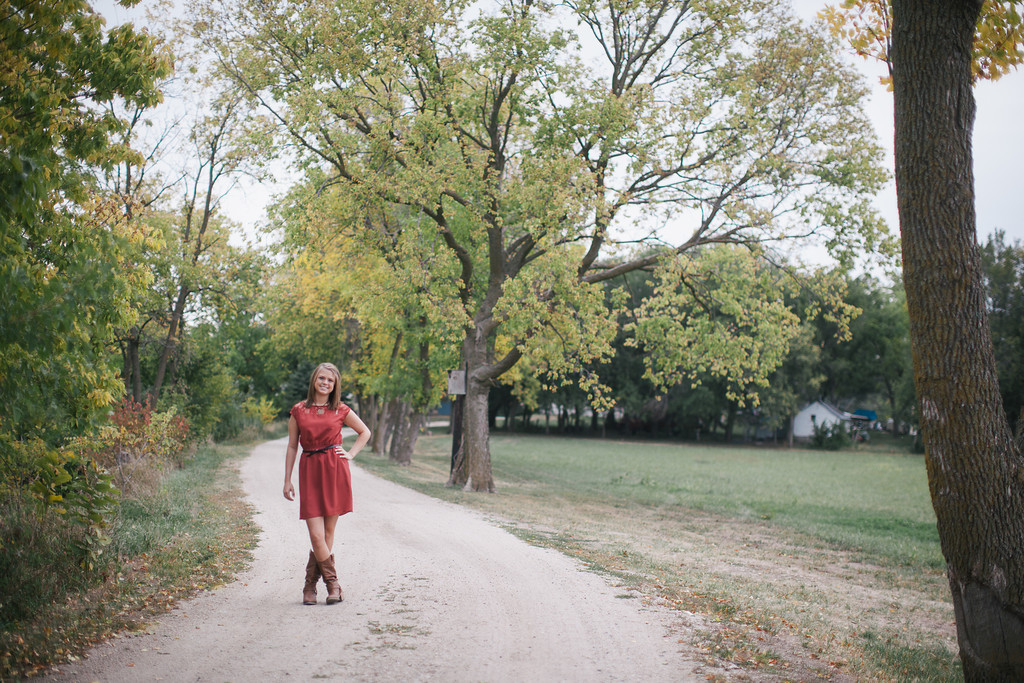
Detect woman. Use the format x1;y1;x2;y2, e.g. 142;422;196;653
283;362;371;605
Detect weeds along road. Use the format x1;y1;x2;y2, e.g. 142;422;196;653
46;437;701;682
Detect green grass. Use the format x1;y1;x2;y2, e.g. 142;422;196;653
378;432;941;569
358;432;960;682
108;441;258;582
860;631;962;683
552;440;925;542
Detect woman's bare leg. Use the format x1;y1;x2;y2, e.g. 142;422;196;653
306;517;328;561
323;514;339;553
306;515;341;561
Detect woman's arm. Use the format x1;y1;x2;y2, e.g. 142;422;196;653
283;415;299;500
339;410;372;460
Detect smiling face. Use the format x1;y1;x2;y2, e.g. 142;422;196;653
314;371;336;399
306;362;342;407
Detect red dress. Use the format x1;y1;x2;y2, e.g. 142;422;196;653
290;401;353;520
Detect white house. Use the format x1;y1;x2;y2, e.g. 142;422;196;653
792;400;852;440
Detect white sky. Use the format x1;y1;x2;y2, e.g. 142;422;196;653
790;0;1024;246
99;0;1023;248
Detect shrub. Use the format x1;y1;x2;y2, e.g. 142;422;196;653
211;395;277;443
211;406;250;442
0;435;120;631
165;346;237;440
70;398;193;495
0;399;197;674
810;421;852;450
243;396;278;427
0;435;119;563
0;489;102;629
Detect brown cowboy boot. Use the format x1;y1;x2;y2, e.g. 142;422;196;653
302;551;320;605
318;554;343;604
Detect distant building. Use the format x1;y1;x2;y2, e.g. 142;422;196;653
792;400;853;440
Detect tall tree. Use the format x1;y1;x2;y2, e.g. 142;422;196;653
817;274;914;434
150;93;255;400
266;180;462;463
192;0;889;490
0;0;170;441
95;0;274;413
890;0;1024;677
99;86;183;402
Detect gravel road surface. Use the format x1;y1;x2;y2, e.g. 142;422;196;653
45;437;701;682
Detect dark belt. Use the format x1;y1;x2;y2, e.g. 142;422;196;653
304;444;343;456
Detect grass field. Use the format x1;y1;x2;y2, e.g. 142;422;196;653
356;431;961;682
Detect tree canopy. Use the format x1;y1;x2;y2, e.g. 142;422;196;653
188;0;892;489
823;0;1024;84
1;0;171;441
980;230;1024;437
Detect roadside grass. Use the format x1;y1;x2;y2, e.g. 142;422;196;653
0;436;263;680
357;432;960;682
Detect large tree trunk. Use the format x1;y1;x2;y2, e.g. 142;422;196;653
892;1;1024;678
459;375;495;492
386;400;409;462
364;395;389;455
388;402;425;465
380;398;400;455
363;394;378;447
449;321;499;492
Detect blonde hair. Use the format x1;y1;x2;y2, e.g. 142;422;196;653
305;362;343;410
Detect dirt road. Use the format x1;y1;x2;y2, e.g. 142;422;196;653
46;437;702;682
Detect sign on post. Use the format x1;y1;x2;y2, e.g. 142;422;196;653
447;369;466;395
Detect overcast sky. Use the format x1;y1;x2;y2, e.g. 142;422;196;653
789;0;1024;246
99;0;1023;248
